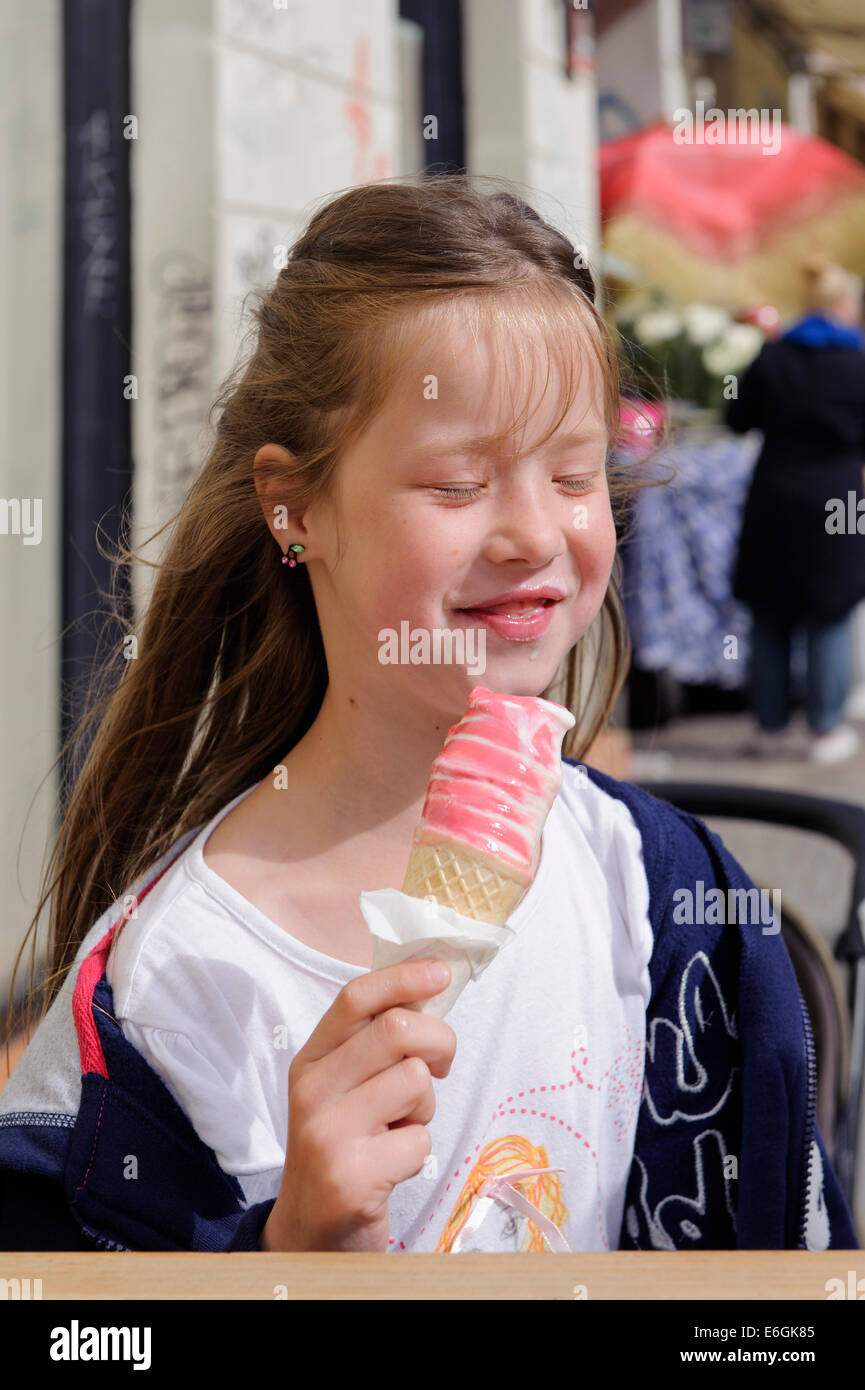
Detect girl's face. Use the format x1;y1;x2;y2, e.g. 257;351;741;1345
294;307;617;718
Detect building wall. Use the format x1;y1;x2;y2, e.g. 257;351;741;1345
595;0;667;139
130;0;216;610
0;0;61;997
131;0;403;611
728;6;790;114
465;0;600;268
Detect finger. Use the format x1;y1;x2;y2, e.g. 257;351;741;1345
287;963;454;1129
332;1054;435;1138
297;959;451;1070
364;1124;433;1191
292;1005;456;1120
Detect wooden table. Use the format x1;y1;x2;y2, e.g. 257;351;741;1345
5;1250;862;1299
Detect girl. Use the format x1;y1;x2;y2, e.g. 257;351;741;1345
0;176;858;1254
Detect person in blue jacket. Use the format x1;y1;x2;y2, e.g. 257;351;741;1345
0;175;858;1254
725;254;865;765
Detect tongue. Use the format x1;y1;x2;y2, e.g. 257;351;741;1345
473;600;544;613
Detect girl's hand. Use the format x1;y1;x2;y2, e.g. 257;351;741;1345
260;959;456;1252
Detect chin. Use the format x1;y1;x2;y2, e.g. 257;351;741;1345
468;655;564;696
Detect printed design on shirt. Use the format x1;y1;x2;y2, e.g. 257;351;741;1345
623;1128;738;1250
427;1023;644;1253
804;1138;830;1251
642;951;739;1124
579;1024;645;1144
623;950;741;1250
435;1136;567;1253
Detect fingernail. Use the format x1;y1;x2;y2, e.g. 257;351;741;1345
427;961;450;986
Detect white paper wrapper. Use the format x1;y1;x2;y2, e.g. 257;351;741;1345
358;888;517;1019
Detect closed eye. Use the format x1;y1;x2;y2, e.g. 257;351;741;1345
431;473;602;500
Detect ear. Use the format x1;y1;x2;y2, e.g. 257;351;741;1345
253;443;307;553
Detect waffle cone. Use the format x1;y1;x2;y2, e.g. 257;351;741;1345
401;840;530;925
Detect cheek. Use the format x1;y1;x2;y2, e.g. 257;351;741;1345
398;511;468;573
363;527;452;623
571;502;617;577
600;512;618;569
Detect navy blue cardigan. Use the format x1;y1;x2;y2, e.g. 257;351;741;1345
0;762;858;1251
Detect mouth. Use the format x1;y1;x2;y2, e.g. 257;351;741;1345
459;597;555;614
453;596;561;641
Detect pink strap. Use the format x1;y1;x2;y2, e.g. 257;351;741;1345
71;847;187;1078
449;1167;571;1253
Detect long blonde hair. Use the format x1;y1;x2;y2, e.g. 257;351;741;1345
5;172;673;1060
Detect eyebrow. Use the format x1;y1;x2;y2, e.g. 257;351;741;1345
405;429;608;459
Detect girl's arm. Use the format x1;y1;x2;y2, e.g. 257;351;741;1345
0;1171;98;1251
0;929;282;1252
0;1152;277;1252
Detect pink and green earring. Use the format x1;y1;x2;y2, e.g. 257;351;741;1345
282;544;305;568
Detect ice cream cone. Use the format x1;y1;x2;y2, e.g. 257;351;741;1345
401;839;530;925
400;685;575;927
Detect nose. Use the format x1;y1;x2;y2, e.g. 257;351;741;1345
480;476;568;568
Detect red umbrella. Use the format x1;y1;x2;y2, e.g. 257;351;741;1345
600;118;865;311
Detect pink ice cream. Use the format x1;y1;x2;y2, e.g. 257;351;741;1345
410;685;576;877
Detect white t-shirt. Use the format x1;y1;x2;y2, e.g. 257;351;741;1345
106;761;654;1252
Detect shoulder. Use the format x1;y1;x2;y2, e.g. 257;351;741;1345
104;827;228;1028
558;757;653;860
560;757;716;882
738;340;774;371
565;760;755;976
0;901;119;1123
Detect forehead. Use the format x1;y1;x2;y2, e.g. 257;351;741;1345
369;295;607;456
